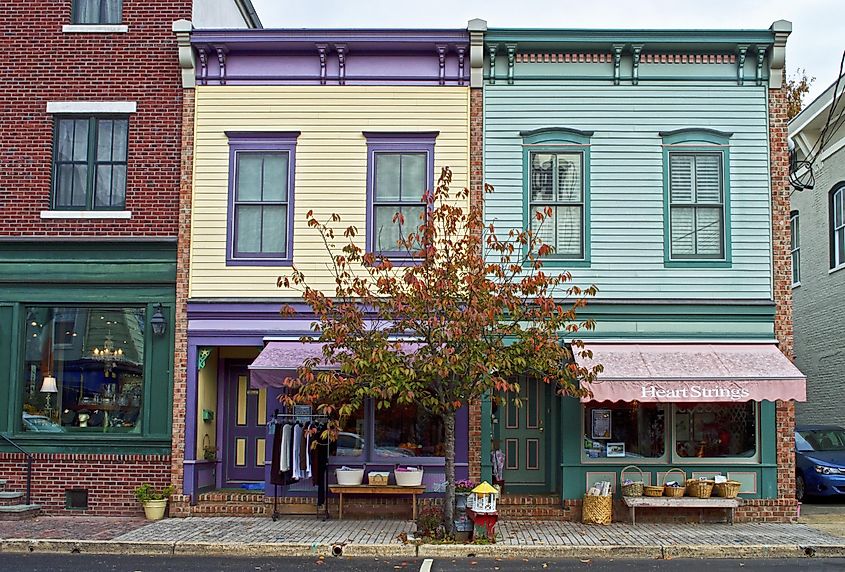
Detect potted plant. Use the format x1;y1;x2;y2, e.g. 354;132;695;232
134;483;174;521
202;444;218;462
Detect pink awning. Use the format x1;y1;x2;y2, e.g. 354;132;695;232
575;343;806;403
248;341;331;389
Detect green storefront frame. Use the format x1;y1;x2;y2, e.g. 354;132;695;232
0;240;176;454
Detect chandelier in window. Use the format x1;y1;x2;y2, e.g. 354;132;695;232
90;333;124;378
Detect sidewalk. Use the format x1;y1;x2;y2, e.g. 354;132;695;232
1;516;844;559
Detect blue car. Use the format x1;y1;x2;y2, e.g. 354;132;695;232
795;425;845;501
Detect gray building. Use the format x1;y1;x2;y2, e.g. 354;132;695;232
789;75;845;428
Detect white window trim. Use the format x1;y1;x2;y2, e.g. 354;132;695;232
40;211;131;220
62;24;128;34
830;263;845;275
46;101;136;114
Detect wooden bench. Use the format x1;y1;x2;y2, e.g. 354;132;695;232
328;485;427;520
623;496;740;525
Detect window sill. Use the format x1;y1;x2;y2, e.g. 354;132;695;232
533;258;591;269
830;264;845;275
226;258;293;267
791;282;801;289
62;24;128;33
40;210;131;220
664;260;732;269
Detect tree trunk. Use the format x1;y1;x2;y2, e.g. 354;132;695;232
443;409;456;537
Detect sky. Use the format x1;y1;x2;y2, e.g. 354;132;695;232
250;0;844;101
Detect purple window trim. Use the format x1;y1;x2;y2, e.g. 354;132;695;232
225;131;301;267
364;132;438;261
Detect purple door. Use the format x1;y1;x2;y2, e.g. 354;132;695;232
225;366;272;484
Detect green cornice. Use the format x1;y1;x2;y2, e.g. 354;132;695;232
485;29;775;49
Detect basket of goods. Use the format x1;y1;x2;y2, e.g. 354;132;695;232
686;477;715;499
643;484;664;497
582;481;613;525
662;468;687;497
336;466;364;486
620;465;645;497
713;479;742;499
394;467;424;487
367;471;390;486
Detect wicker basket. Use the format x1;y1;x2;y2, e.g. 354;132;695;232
714;480;742;499
686;479;715;499
582;495;612;525
367;471;389;486
662;468;687;498
643;485;664;497
620;465;645;497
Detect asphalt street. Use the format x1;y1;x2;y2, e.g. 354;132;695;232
0;555;843;572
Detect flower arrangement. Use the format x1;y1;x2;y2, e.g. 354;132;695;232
455;479;477;493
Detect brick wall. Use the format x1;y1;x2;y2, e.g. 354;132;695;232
0;453;170;516
467;87;484;482
769;69;799;520
0;0;189;236
171;89;195;495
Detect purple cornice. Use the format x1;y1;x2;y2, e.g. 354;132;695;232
191;29;470;86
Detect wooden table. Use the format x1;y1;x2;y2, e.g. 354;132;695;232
623;496;740;525
328;485;427;520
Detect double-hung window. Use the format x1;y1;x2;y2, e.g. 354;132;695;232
365;132;436;257
661;129;732;266
668;153;724;259
528;152;585;259
790;211;800;286
72;0;122;24
520;128;592;265
53;116;129;210
226;132;299;266
831;185;845;269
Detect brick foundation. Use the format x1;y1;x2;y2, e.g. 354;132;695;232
0;453;170;516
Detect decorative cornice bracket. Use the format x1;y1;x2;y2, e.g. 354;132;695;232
316;44;328;85
755;45;766;86
612;44;624;86
335;44;347;85
506;44;517;85
768;20;791;89
436;44;447;86
457;46;466;87
468;18;487;88
488;43;498;85
631;44;643;86
737;45;748;86
215;46;228;85
172;19;195;89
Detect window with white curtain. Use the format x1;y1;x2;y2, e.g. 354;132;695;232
529;152;585;259
790;211;800;285
668;152;725;259
72;0;122;24
832;185;845;269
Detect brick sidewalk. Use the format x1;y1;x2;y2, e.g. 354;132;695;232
0;517;146;540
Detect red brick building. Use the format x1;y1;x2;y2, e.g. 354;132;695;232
0;0;258;517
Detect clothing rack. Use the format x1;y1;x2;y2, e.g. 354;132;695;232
270;409;331;522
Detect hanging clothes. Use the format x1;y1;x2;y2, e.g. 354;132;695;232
314;425;331;506
269;420;285;485
291;423;303;481
280;423;292;472
304;426;312;479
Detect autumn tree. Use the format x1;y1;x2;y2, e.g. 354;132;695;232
278;167;601;534
787;68;815;120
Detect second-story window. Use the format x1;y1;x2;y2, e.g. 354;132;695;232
529;152;585;259
365;132;436;258
791;211;800;286
53;116;128;210
225;132;299;266
668;152;725;259
832;184;845;269
72;0;122;24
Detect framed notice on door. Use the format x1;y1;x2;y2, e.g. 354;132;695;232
591;409;612;440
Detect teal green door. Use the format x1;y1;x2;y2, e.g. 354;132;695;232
502;378;551;492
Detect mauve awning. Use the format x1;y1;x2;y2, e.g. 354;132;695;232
248;341;331;388
575;343;806;403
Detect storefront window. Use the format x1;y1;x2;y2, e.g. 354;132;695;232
21;307;145;433
336;407;365;457
375;402;445;458
674;402;756;459
583;402;666;460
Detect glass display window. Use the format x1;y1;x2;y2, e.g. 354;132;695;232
673;402;757;459
374;402;445;459
582;402;666;461
22;306;146;434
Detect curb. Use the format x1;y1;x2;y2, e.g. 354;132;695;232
1;539;844;559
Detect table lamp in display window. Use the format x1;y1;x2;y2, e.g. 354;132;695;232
40;375;58;420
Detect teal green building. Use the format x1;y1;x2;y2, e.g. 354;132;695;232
479;22;805;519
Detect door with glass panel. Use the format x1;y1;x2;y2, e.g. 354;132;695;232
501;378;551;491
225;366;269;484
